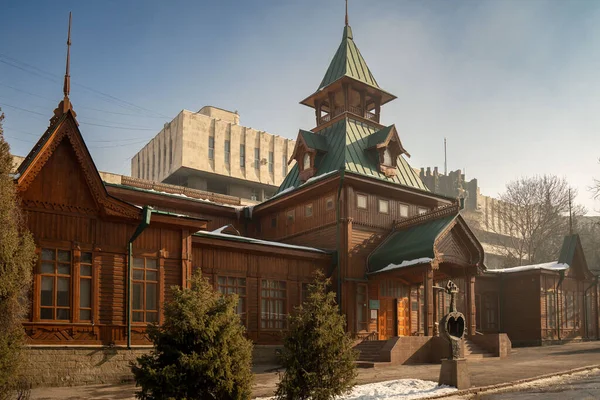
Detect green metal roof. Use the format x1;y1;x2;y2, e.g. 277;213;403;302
558;234;579;265
318;25;379;91
278;118;428;193
299;130;329;152
366;125;393;148
368;214;457;273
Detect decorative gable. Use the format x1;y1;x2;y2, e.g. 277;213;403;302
288;130;328;182
365;125;409;178
16;111;140;220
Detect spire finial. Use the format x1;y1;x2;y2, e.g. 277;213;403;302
345;0;349;26
63;12;72;99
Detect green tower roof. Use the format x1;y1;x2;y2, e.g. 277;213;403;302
277;118;428;193
318;25;379;91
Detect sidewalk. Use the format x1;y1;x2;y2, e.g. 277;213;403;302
30;340;600;399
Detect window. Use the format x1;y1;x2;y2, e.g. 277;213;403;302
356;284;368;332
208;136;215;160
254;147;260;169
79;252;93;321
251;189;259;201
418;207;428;215
146;154;150;180
282;155;287;177
286;209;295;224
399;204;409;217
383;148;393;166
217;276;246;324
357;194;367;209
137;156;140;178
240;144;246;168
326;197;334;211
224;140;230;164
565;292;575;328
268;151;274;173
378;199;389;214
303;153;311;170
261;280;286;329
305;203;313;217
152;152;155;180
132;258;159;323
40;248;71;320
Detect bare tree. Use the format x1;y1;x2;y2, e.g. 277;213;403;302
491;175;585;267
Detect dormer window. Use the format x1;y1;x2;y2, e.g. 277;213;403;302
303;153;311;170
383;148;393;166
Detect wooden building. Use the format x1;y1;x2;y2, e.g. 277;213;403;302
14;12;522;385
476;234;599;346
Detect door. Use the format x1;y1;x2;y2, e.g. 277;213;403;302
378;299;395;339
396;297;410;336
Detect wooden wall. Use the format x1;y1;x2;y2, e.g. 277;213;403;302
192;242;330;344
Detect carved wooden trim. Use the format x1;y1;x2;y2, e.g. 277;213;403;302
22;199;98;215
393;202;460;230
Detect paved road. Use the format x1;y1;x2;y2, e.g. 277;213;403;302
477;369;600;400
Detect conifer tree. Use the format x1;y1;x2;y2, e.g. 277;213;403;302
276;271;357;400
131;270;253;400
0;109;37;399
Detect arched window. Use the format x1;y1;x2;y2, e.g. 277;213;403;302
383;148;393;166
303;153;311;170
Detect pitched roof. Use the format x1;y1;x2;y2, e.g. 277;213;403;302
368;214;456;273
318;26;379;91
299;130;329;152
278;118;427;193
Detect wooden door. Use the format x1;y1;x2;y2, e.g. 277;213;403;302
396;297;410;336
378;299;395;339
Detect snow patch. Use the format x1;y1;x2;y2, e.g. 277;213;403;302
487;261;569;274
377;258;433;273
256;379;456;400
304;170;338;184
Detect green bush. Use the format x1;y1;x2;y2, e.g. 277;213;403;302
0;110;36;400
276;271;357;400
131;271;253;400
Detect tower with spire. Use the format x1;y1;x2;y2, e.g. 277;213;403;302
281;4;424;191
51;12;77;126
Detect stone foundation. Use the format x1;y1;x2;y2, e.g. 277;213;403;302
23;345;283;388
23;346;151;387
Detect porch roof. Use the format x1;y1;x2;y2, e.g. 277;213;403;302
368;214;456;273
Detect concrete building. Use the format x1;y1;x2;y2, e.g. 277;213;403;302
132;106;296;202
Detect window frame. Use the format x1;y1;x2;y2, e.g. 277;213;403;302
79;251;93;322
132;257;160;324
286;209;295;225
224;139;231;164
326;196;334;211
217;276;247;326
399;203;409;218
378;199;389;214
356;193;368;210
268;151;274;173
240;144;246;168
418;207;428;215
39;248;72;322
305;203;313;218
260;280;287;330
254;147;260;169
208;136;215;160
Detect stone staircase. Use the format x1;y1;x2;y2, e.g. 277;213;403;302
464;338;494;359
354;340;388;366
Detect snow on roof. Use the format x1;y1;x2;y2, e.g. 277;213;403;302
375;257;433;273
271;170;339;201
487;261;570;274
194;230;329;254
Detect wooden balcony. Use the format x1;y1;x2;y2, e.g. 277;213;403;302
317;105;380;126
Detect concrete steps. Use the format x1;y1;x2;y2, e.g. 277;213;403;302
464;339;495;359
354;340;388;363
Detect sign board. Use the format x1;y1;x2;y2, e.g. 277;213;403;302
369;300;380;310
370;309;378;320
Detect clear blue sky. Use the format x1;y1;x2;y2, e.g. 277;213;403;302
1;0;599;212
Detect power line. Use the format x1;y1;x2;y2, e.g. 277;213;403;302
0;102;157;131
3;125;151;143
0;53;170;119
